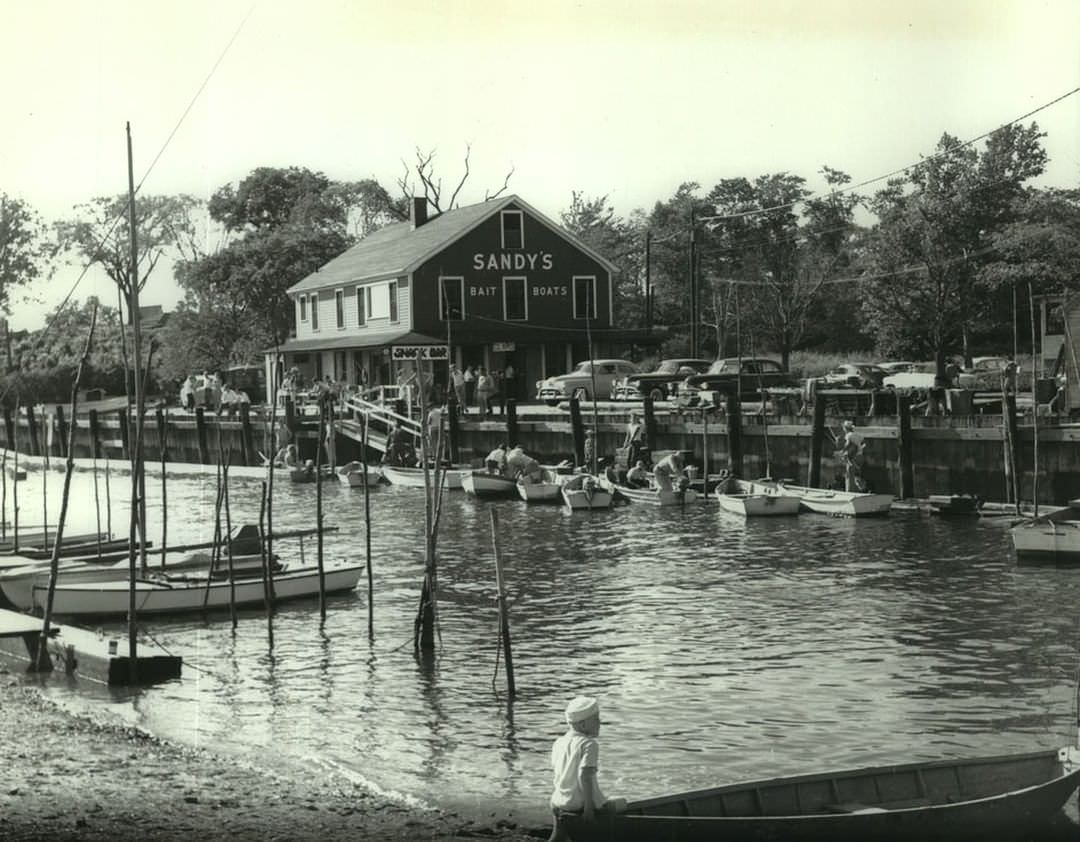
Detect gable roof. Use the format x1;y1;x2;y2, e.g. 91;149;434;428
287;194;617;295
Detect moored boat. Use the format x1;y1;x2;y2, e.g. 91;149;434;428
517;468;563;503
563;746;1080;842
0;530;112;555
772;480;893;517
928;493;982;515
603;479;698;507
33;562;364;618
715;478;801;517
561;475;613;510
1011;501;1080;564
461;471;519;499
337;461;382;488
380;464;467;490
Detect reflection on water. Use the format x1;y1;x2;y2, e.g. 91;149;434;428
17;467;1080;823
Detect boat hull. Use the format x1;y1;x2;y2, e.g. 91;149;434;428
771;482;893;517
381;465;466;490
337;464;382;487
33;564;363;617
1011;519;1080;564
716;493;801;517
604;480;698;506
562;488;614;510
564;748;1080;842
517;481;562;502
462;471;518;498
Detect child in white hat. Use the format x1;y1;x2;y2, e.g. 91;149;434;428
547;696;625;841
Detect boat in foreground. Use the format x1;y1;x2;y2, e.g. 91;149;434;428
715;478;801;517
770;480;893;517
381;464;467;490
564;746;1080;842
33;563;364;617
1011;501;1080;564
600;470;698;506
517;469;564;503
562;476;613;510
337;461;382;488
461;471;518;498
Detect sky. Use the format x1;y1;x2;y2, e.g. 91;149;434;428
3;0;1079;330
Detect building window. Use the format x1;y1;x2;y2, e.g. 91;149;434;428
356;285;366;326
389;280;399;322
501;210;524;249
299;295;307;322
439;276;464;321
573;276;596;320
310;293;319;331
335;289;345;329
503;276;527;321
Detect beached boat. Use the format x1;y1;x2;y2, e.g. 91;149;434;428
771;480;893;518
337;461;382;488
563;746;1080;842
33;562;364;618
462;471;519;499
0;552;273;611
381;464;467;490
1011;501;1080;564
715;478;801;517
561;476;613;510
517;469;563;502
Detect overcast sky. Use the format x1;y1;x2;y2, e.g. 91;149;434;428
3;0;1079;330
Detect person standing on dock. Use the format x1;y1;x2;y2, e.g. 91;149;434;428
464;366;476;411
450;364;466;413
547;696;625;842
840;420;867;492
476;368;492;418
624;412;645;467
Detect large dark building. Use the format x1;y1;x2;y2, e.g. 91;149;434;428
271;194;646;399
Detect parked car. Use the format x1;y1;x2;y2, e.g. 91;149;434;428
956;356;1010;389
882;362;938;390
876;361;915;374
820;363;887;389
535;359;640;405
674;357;799;406
612;358;712;402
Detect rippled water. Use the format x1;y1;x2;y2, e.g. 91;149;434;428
15;464;1080;825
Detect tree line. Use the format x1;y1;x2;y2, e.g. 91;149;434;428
1;126;1078;403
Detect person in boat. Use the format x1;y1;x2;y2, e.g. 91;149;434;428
274;443;299;468
547;696;625;841
625;460;649;488
505;445;531;478
297;458;316;479
519;457;544;485
839;419;867;492
624;412;645;466
485;443;508;475
652;452;685;492
581;430;596;473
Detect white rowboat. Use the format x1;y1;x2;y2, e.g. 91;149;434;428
1011;502;1080;564
516;469;563;502
381;464;467;490
337;461;382;488
461;471;519;498
768;480;893;517
714;478;801;517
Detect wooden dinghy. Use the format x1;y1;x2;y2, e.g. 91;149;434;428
601;471;698;506
561;475;613;510
461;471;519;499
33;562;364;618
1011;501;1080;564
6;537;150;561
715;478;800;517
0;530;112;555
564;746;1080;842
337;461;382;488
771;480;893;518
380;464;467;490
517;468;563;503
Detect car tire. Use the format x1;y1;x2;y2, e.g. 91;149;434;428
649;387;665;402
572;387;589;401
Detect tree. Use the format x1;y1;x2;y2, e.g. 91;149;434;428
861;125;1048;371
0;194;52;315
397;145;514;212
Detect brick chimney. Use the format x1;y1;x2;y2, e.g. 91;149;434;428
411;196;428;229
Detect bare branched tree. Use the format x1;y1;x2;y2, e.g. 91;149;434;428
397;145;514;212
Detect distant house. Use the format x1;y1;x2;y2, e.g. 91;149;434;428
138;305;168;331
269;194;650;399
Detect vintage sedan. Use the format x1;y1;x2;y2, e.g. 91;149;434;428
674;357;799;406
957;356;1011;389
535;359;640;405
612;358;712;402
820;363;887;389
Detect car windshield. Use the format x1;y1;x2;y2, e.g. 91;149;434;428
572;362;592;373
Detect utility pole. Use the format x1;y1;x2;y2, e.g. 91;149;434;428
645;230;652;333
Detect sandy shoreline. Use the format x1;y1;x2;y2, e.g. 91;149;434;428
0;673;544;841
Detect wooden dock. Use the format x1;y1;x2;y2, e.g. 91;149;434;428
0;608;181;686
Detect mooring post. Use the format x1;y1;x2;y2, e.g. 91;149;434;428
897;392;914;499
446;392;461;464
25;405;40;457
569;397;585;467
726;390;743;478
1004;392;1022;511
88;409;102;459
195;408;209;465
643;395;658;458
117;408;130;460
808;393;826;488
54;405;68;459
505;398;518;448
154;407;166;463
284;397;297;435
2;406;12;450
239;402;255;466
489;507;516;697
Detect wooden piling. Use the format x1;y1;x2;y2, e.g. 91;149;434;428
117;408;130;460
159;408;168;568
55;405;68;459
25;405;40;457
258;480;274;649
489;508;515;697
642;396;658;457
223;460;237;630
446;392;461;464
239;403;255;466
897;392;914;499
88;409;102;459
726;390;743;478
569;397;585;467
2;406;12;449
360;415;374;640
505;398;518;448
1004;391;1022;512
195;407;209;465
808;394;826;488
315;400;327;623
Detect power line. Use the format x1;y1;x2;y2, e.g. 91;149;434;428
697;84;1080;224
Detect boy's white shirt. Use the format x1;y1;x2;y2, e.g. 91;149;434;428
550;729;606;811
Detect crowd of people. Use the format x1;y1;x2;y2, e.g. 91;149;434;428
448;363;516;417
177;372;251;417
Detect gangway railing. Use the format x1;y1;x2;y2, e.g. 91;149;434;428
340;392;422;453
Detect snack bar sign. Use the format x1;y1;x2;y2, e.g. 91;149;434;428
392;345;449;361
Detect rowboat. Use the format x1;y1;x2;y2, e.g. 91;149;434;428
381;464;467;490
928;493;982;515
772;480;893;517
6;537;150;561
604;480;698;507
1011;501;1080;564
289;465;335;483
0;530;112;555
561;476;613;510
33;562;364;618
337;461;382;488
563;746;1080;842
715;478;800;517
0;552;273;611
517;469;563;503
462;471;519;499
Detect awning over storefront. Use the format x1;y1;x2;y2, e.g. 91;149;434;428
267;331;446;355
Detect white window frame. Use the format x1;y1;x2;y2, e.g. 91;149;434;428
502;276;528;321
310;293;320;331
356;285;366;327
572;275;597;320
299;295;308;322
334;288;345;330
438;276;465;321
500;209;524;250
